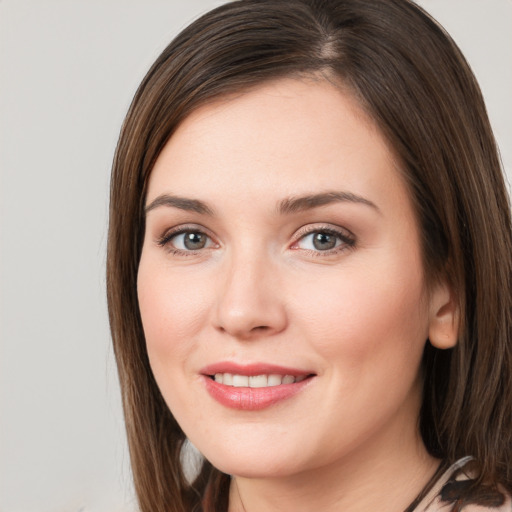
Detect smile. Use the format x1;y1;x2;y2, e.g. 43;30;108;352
212;373;308;387
201;363;315;410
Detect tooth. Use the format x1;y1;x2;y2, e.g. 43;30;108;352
214;373;304;387
232;375;249;387
268;374;283;387
249;375;268;388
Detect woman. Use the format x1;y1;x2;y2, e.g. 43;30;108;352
107;0;512;511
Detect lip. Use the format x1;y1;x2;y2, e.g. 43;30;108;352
201;362;312;377
200;362;315;411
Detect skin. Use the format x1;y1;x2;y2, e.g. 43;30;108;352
137;77;458;512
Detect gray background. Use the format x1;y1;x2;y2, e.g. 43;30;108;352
1;1;510;511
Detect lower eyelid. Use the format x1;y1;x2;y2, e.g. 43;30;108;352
156;224;215;247
169;233;212;249
154;224;354;255
292;227;355;248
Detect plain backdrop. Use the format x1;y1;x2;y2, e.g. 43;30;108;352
0;1;510;511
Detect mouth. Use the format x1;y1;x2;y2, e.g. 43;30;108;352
200;362;316;410
210;373;308;387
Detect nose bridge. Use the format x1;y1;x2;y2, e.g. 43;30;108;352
214;241;286;338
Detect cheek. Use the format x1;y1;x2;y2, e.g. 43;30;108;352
290;253;429;364
137;258;213;422
137;257;208;363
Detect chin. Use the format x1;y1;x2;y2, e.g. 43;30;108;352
210;456;296;479
197;439;303;479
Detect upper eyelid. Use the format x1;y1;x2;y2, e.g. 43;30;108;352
157;223;213;237
153;222;355;248
292;223;355;240
156;224;217;245
290;224;356;252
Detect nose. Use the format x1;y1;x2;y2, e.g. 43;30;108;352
213;251;288;340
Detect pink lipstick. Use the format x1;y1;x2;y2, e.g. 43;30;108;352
201;362;315;410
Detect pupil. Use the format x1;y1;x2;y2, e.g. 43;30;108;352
184;232;206;250
313;232;336;250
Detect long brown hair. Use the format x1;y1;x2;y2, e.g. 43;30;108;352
107;1;512;510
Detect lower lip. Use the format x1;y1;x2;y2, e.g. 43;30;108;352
203;376;313;411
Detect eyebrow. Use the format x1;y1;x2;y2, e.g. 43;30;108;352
278;191;380;214
144;190;379;216
144;194;214;216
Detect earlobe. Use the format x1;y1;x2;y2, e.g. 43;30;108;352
428;281;459;350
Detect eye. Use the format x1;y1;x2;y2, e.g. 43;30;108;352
173;231;211;250
299;231;340;251
292;226;355;253
157;227;215;253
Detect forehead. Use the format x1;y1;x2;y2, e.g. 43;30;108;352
147;77;406;213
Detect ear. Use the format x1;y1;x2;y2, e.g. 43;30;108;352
428;280;459;350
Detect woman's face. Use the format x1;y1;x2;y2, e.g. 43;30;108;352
138;78;439;478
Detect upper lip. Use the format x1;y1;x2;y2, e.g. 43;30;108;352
200;362;314;377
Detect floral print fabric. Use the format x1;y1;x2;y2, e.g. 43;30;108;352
412;457;511;512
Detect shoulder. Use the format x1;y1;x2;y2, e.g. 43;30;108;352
415;457;512;512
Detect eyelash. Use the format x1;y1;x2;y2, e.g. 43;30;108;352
156;224;356;257
291;225;356;256
156;225;217;256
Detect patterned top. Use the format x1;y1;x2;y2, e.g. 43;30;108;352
411;457;512;511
